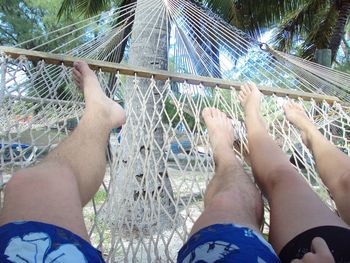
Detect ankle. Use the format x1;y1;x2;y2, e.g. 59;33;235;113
83;109;113;129
306;128;322;146
244;106;260;117
245;114;266;134
214;149;237;168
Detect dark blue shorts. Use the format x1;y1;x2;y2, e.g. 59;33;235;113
0;221;105;262
178;224;280;263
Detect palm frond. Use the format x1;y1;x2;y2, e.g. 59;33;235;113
272;0;327;52
58;0;110;20
345;17;350;36
199;0;306;38
302;3;337;59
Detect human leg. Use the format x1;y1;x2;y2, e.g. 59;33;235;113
284;101;350;225
190;108;263;236
238;83;349;254
0;61;126;241
178;108;279;262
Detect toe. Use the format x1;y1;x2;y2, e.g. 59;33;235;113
202;108;212;121
287;101;295;108
73;68;82;79
239;84;245;93
241;85;248;96
245;83;252;93
73;75;81;86
291;101;298;107
73;61;83;71
219;111;228;120
74;61;91;75
288;101;300;111
247;82;254;94
211;108;221;119
248;82;257;91
74;78;81;88
73;68;82;87
246;83;253;91
283;101;291;110
295;102;304;111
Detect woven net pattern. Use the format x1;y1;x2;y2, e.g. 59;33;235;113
1;55;349;262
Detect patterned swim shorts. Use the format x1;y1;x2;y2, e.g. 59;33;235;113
0;221;105;262
178;224;281;263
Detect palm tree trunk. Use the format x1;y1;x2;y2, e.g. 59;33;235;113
106;0;175;233
329;0;350;61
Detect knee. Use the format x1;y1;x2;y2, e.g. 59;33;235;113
205;191;232;209
333;170;350;194
261;164;299;192
206;190;264;223
4;169;33;196
204;191;238;216
5;163;76;195
204;180;234;207
6;168;33;185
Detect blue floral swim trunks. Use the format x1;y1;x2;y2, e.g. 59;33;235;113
0;221;105;262
178;224;281;263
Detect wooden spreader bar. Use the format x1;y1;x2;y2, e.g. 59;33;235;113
0;46;340;103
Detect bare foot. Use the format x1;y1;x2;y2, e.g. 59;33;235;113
238;83;262;114
73;61;126;128
283;101;315;148
202;108;235;163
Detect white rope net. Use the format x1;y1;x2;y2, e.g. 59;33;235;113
1;0;350;262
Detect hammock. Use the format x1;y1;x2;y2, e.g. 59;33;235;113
1;0;350;261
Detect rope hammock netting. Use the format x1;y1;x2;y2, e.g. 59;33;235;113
1;0;350;261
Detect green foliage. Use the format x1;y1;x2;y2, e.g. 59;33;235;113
57;0;135;19
7;100;34;115
0;0;43;47
199;0;306;38
0;0;94;102
202;0;350;63
57;0;111;19
302;4;337;58
274;0;335;55
94;190;107;204
163;97;197;131
273;0;350;62
0;0;86;50
335;62;350;73
56;0;350;64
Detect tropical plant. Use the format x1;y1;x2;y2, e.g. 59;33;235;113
0;0;45;48
0;0;86;50
201;0;350;63
0;0;91;109
272;0;350;62
199;0;306;38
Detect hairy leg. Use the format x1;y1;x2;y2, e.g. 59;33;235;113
190;108;263;235
284;101;350;225
0;62;126;241
239;83;349;253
